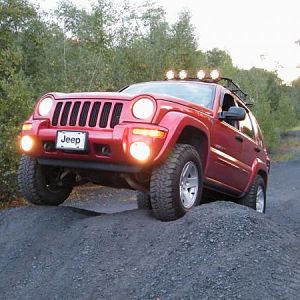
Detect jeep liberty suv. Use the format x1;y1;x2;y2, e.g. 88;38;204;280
18;69;270;221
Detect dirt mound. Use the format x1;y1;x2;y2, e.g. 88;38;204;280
0;201;299;299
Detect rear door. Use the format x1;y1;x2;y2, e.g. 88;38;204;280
238;108;268;169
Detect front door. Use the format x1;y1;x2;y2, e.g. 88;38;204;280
206;93;250;192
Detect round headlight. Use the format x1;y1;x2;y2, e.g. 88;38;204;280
38;97;53;116
132;98;155;120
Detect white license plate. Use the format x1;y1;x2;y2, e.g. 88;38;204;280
56;131;87;151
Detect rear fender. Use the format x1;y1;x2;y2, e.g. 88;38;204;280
245;158;269;193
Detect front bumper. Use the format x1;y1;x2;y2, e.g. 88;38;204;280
20;119;168;170
37;157;141;173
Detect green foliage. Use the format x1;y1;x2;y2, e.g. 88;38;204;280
275;96;297;132
168;10;198;70
291;77;300;118
0;72;34;201
252;97;280;148
0;0;299;201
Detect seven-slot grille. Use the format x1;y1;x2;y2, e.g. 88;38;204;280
51;100;124;128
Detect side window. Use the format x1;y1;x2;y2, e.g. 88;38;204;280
221;93;235;111
249;112;265;147
220;93;238;128
239;109;255;140
257;126;265;148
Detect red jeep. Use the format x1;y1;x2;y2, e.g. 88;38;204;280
18;70;270;221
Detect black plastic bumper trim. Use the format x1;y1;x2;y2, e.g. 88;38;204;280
37;158;141;173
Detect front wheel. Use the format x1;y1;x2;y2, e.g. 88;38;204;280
150;144;203;221
18;155;72;205
238;175;266;213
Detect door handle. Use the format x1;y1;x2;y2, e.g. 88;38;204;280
254;147;261;153
235;135;244;143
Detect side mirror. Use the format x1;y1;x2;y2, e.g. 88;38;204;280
218;106;246;121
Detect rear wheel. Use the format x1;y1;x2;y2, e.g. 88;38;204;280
150;144;203;221
238;175;266;213
18;155;72;205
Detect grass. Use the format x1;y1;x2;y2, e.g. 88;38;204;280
269;126;300;161
270;152;296;162
0;197;28;210
290;124;300;131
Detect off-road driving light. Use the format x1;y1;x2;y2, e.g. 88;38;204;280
210;69;220;80
132;98;155;119
38;97;53;116
130;142;151;161
179;70;188;80
132;128;166;138
20;135;34;152
197;69;206;80
166;70;176;80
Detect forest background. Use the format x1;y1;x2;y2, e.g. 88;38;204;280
0;0;299;201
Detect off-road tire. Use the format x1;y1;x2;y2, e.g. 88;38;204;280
136;191;152;210
150;144;203;221
18;155;72;205
238;175;266;213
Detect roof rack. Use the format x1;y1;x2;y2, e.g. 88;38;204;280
217;77;247;102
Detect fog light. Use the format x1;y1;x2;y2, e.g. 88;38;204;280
130;142;150;161
21;135;34;152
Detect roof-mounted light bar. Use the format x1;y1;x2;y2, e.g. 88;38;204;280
164;69;248;102
210;69;220;80
178;70;188;80
196;69;206;80
165;69;221;81
166;70;176;80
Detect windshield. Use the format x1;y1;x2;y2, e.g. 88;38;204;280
121;81;216;109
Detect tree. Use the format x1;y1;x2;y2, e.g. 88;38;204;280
0;0;299;201
291;77;300;118
0;0;37;200
168;10;198;71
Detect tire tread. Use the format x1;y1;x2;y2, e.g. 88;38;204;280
18;155;71;205
150;144;202;221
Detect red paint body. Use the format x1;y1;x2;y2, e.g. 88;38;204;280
20;81;270;197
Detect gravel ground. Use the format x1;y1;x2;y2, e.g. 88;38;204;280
0;160;299;300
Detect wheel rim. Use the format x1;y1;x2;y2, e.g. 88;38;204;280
179;161;199;209
256;185;265;213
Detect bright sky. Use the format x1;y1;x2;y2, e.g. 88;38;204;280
36;0;300;83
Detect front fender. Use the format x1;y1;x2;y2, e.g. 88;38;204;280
153;111;211;165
